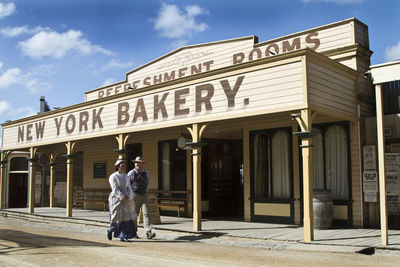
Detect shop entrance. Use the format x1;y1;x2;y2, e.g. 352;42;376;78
202;139;243;218
8;173;28;208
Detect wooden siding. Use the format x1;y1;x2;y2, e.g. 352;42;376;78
308;58;357;118
350;122;362;227
85;18;361;102
2;59;305;150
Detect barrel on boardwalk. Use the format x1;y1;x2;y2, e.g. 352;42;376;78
313;189;333;229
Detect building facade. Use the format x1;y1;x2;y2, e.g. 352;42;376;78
1;18;375;238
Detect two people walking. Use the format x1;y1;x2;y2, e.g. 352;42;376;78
107;156;156;242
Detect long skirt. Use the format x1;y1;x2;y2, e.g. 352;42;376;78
108;196;137;239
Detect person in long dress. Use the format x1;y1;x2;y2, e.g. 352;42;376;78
107;159;137;242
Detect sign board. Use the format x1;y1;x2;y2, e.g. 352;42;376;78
363;171;378;202
93;162;107;178
385;153;400;172
139;193;161;225
363;145;376;171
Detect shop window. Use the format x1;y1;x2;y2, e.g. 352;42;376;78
312;124;350;200
252;129;292;199
159;140;187;190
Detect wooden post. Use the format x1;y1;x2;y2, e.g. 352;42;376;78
187;123;207;231
49;153;56;208
28;147;38;214
65;142;76;217
115;133;130;160
375;84;388;246
0;151;6;209
295;109;315;242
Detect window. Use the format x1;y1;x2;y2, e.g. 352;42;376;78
252;129;292;199
159;140;187;190
312;124;350;200
10;157;28;171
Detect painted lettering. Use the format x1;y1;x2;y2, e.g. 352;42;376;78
221;76;245;107
174;88;190;116
35;121;45;139
195;84;214;112
249;48;262;61
203;60;213;71
305;32;320;50
265;44;279;56
79;111;89;132
26;124;33;141
55;117;63;136
154;93;169;119
18;126;24;142
92;108;104;129
118;102;130;125
164;71;175;82
143;77;151;86
282;37;301;53
132;98;148;123
178;67;187;78
66;114;76;134
233;52;245;65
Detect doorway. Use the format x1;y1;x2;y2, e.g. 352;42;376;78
8;173;28;208
202;139;243;218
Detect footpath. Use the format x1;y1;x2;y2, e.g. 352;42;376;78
1;207;400;257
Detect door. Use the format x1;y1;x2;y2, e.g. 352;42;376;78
8;173;28;208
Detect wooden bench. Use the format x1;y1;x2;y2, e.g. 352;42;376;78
155;190;190;217
74;188;110;211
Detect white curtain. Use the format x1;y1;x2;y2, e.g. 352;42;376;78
272;130;291;199
161;142;170;190
325;125;349;200
312;128;324;190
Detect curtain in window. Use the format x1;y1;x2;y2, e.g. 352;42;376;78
161;142;170;190
254;134;267;197
312;128;324;190
325;125;349;200
272;130;291;199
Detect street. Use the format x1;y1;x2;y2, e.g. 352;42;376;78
0;216;399;266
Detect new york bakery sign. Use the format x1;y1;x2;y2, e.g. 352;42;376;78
4;28;337;149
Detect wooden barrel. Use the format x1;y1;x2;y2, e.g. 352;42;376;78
313;189;333;229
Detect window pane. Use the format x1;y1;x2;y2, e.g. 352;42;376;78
10;157;28;171
325;125;349;200
253;133;268;197
271;130;291;199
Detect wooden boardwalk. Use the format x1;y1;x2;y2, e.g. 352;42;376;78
2;207;400;250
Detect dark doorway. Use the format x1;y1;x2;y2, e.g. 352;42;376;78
202;139;243;218
8;173;28;208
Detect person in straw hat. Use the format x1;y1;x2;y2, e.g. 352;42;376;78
127;156;156;239
107;159;137;242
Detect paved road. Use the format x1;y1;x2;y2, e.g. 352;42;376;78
0;217;399;266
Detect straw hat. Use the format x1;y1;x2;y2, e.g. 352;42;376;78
115;159;125;166
132;156;145;163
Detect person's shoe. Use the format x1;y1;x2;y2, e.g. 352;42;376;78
107;230;112;241
120;238;130;242
146;232;156;239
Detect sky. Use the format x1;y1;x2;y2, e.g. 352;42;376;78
0;0;400;145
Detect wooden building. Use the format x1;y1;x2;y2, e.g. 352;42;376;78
0;18;374;241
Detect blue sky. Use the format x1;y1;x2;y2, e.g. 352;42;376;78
0;0;400;144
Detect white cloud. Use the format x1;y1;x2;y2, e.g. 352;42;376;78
18;29;114;59
301;0;365;3
385;41;400;62
102;78;116;87
152;3;208;39
0;61;3;70
0;25;50;37
0;1;15;19
0;67;22;89
99;59;134;72
0;100;35;122
0;64;54;94
0;100;10;115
